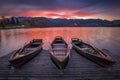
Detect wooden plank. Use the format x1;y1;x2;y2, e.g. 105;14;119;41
0;49;119;80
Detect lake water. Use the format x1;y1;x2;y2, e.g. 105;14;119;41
0;27;120;57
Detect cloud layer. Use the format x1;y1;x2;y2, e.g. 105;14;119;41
0;0;120;20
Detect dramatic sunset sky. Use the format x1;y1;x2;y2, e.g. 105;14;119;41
0;0;120;20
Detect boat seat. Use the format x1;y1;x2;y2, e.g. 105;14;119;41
53;48;67;55
52;44;67;48
54;50;66;55
55;39;62;41
30;43;40;47
25;48;35;50
74;42;82;45
33;39;42;42
21;48;34;54
82;48;95;54
32;42;41;44
53;45;66;48
52;48;66;51
53;44;66;46
81;48;89;50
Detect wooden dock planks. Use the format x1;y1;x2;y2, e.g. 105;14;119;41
0;49;120;80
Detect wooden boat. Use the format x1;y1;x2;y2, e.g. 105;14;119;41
49;36;70;69
71;38;116;67
9;39;43;68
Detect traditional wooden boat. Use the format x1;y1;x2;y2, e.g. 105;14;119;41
9;39;43;68
49;36;70;69
71;38;116;67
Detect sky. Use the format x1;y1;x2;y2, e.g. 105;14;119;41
0;0;120;20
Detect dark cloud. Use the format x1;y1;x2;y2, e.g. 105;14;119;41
0;0;119;19
0;0;57;5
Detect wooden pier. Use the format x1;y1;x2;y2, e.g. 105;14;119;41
0;49;120;80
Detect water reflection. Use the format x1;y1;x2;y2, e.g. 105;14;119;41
0;27;120;57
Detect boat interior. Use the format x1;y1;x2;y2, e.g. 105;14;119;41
13;40;42;58
73;40;107;57
73;40;98;54
51;39;67;55
27;42;41;48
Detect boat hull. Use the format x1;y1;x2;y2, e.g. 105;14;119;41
50;54;69;69
9;39;43;68
72;45;115;67
9;48;42;68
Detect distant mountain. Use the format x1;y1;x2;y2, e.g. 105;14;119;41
1;17;120;27
112;20;120;26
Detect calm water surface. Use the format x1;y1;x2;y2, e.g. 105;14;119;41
0;27;120;57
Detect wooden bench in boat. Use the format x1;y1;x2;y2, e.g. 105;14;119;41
52;48;67;55
52;44;67;48
52;48;66;50
53;44;66;46
55;39;62;41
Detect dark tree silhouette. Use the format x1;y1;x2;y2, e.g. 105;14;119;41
0;16;6;28
16;18;19;24
11;17;16;24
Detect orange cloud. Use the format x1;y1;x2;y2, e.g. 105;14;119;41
18;10;97;19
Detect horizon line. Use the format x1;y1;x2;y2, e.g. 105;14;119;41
0;16;120;21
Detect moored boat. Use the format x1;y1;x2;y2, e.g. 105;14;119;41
9;39;43;68
49;36;70;69
71;38;116;67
